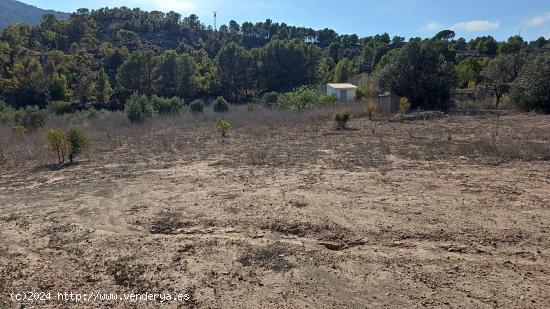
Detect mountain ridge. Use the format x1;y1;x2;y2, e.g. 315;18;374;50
0;0;69;29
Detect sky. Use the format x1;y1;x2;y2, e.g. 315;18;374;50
24;0;550;41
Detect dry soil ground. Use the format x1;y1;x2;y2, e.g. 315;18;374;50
0;111;549;308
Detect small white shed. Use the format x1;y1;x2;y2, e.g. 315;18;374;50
327;83;358;102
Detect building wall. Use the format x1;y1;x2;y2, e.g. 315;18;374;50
326;86;356;102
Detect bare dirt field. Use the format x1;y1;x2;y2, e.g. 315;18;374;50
1;110;549;308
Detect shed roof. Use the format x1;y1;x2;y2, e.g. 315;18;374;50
327;83;358;89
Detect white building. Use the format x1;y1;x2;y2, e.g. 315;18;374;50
327;83;358;102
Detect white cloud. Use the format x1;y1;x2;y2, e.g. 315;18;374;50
527;12;550;27
422;20;499;33
422;22;445;31
450;20;500;32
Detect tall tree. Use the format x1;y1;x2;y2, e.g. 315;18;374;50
333;58;352;83
96;68;113;104
217;42;253;102
375;41;456;111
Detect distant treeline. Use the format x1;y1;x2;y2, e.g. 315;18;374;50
0;7;548;111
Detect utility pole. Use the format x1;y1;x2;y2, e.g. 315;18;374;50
213;11;217;31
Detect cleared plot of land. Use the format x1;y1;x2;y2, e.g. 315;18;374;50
0;112;549;308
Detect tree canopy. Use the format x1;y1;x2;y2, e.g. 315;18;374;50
0;6;548;112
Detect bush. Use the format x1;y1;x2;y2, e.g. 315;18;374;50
151;96;185;115
0;101;16;124
364;100;378;120
45;129;67;164
319;94;339;105
212;96;230;113
261;92;278;107
510;54;550;113
12;125;28;135
355;84;380;100
125;93;154;123
52;101;74;115
14;106;48;131
399;97;410;121
335;109;351;129
277;86;340;111
217;120;231;137
189;99;205;113
66;126;91;163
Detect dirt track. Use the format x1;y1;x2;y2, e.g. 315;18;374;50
1;113;549;308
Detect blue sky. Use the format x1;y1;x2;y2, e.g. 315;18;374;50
25;0;550;40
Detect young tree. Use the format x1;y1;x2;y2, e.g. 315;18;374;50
481;55;523;108
66;126;91;164
45;129;67;164
96;68;113;104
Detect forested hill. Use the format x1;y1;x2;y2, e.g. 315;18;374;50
0;0;69;29
0;6;548;112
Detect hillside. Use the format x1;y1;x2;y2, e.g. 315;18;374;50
0;0;69;29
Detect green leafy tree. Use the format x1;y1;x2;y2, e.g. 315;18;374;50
74;67;96;104
375;41;456;111
217;43;253;103
45;129;67;164
66;126;91;163
481;55;523;108
456;58;486;88
333;58;352;83
510;54;550;113
117;51;157;97
96;68;113;104
260;39;321;92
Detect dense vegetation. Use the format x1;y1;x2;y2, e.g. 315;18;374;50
0;6;549;117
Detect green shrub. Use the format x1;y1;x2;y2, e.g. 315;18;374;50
14;106;48;131
399;97;410;121
66;126;91;163
261;92;278;107
319;94;339;106
277;87;340;111
510;54;550;113
189;99;205;114
151;96;185;115
52;101;74;115
0;103;16;124
86;108;99;118
125;93;154;123
364;100;378;120
335;109;352;129
355;83;380;100
12;125;28;135
212;96;230;113
45;129;67;164
217;120;231;137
